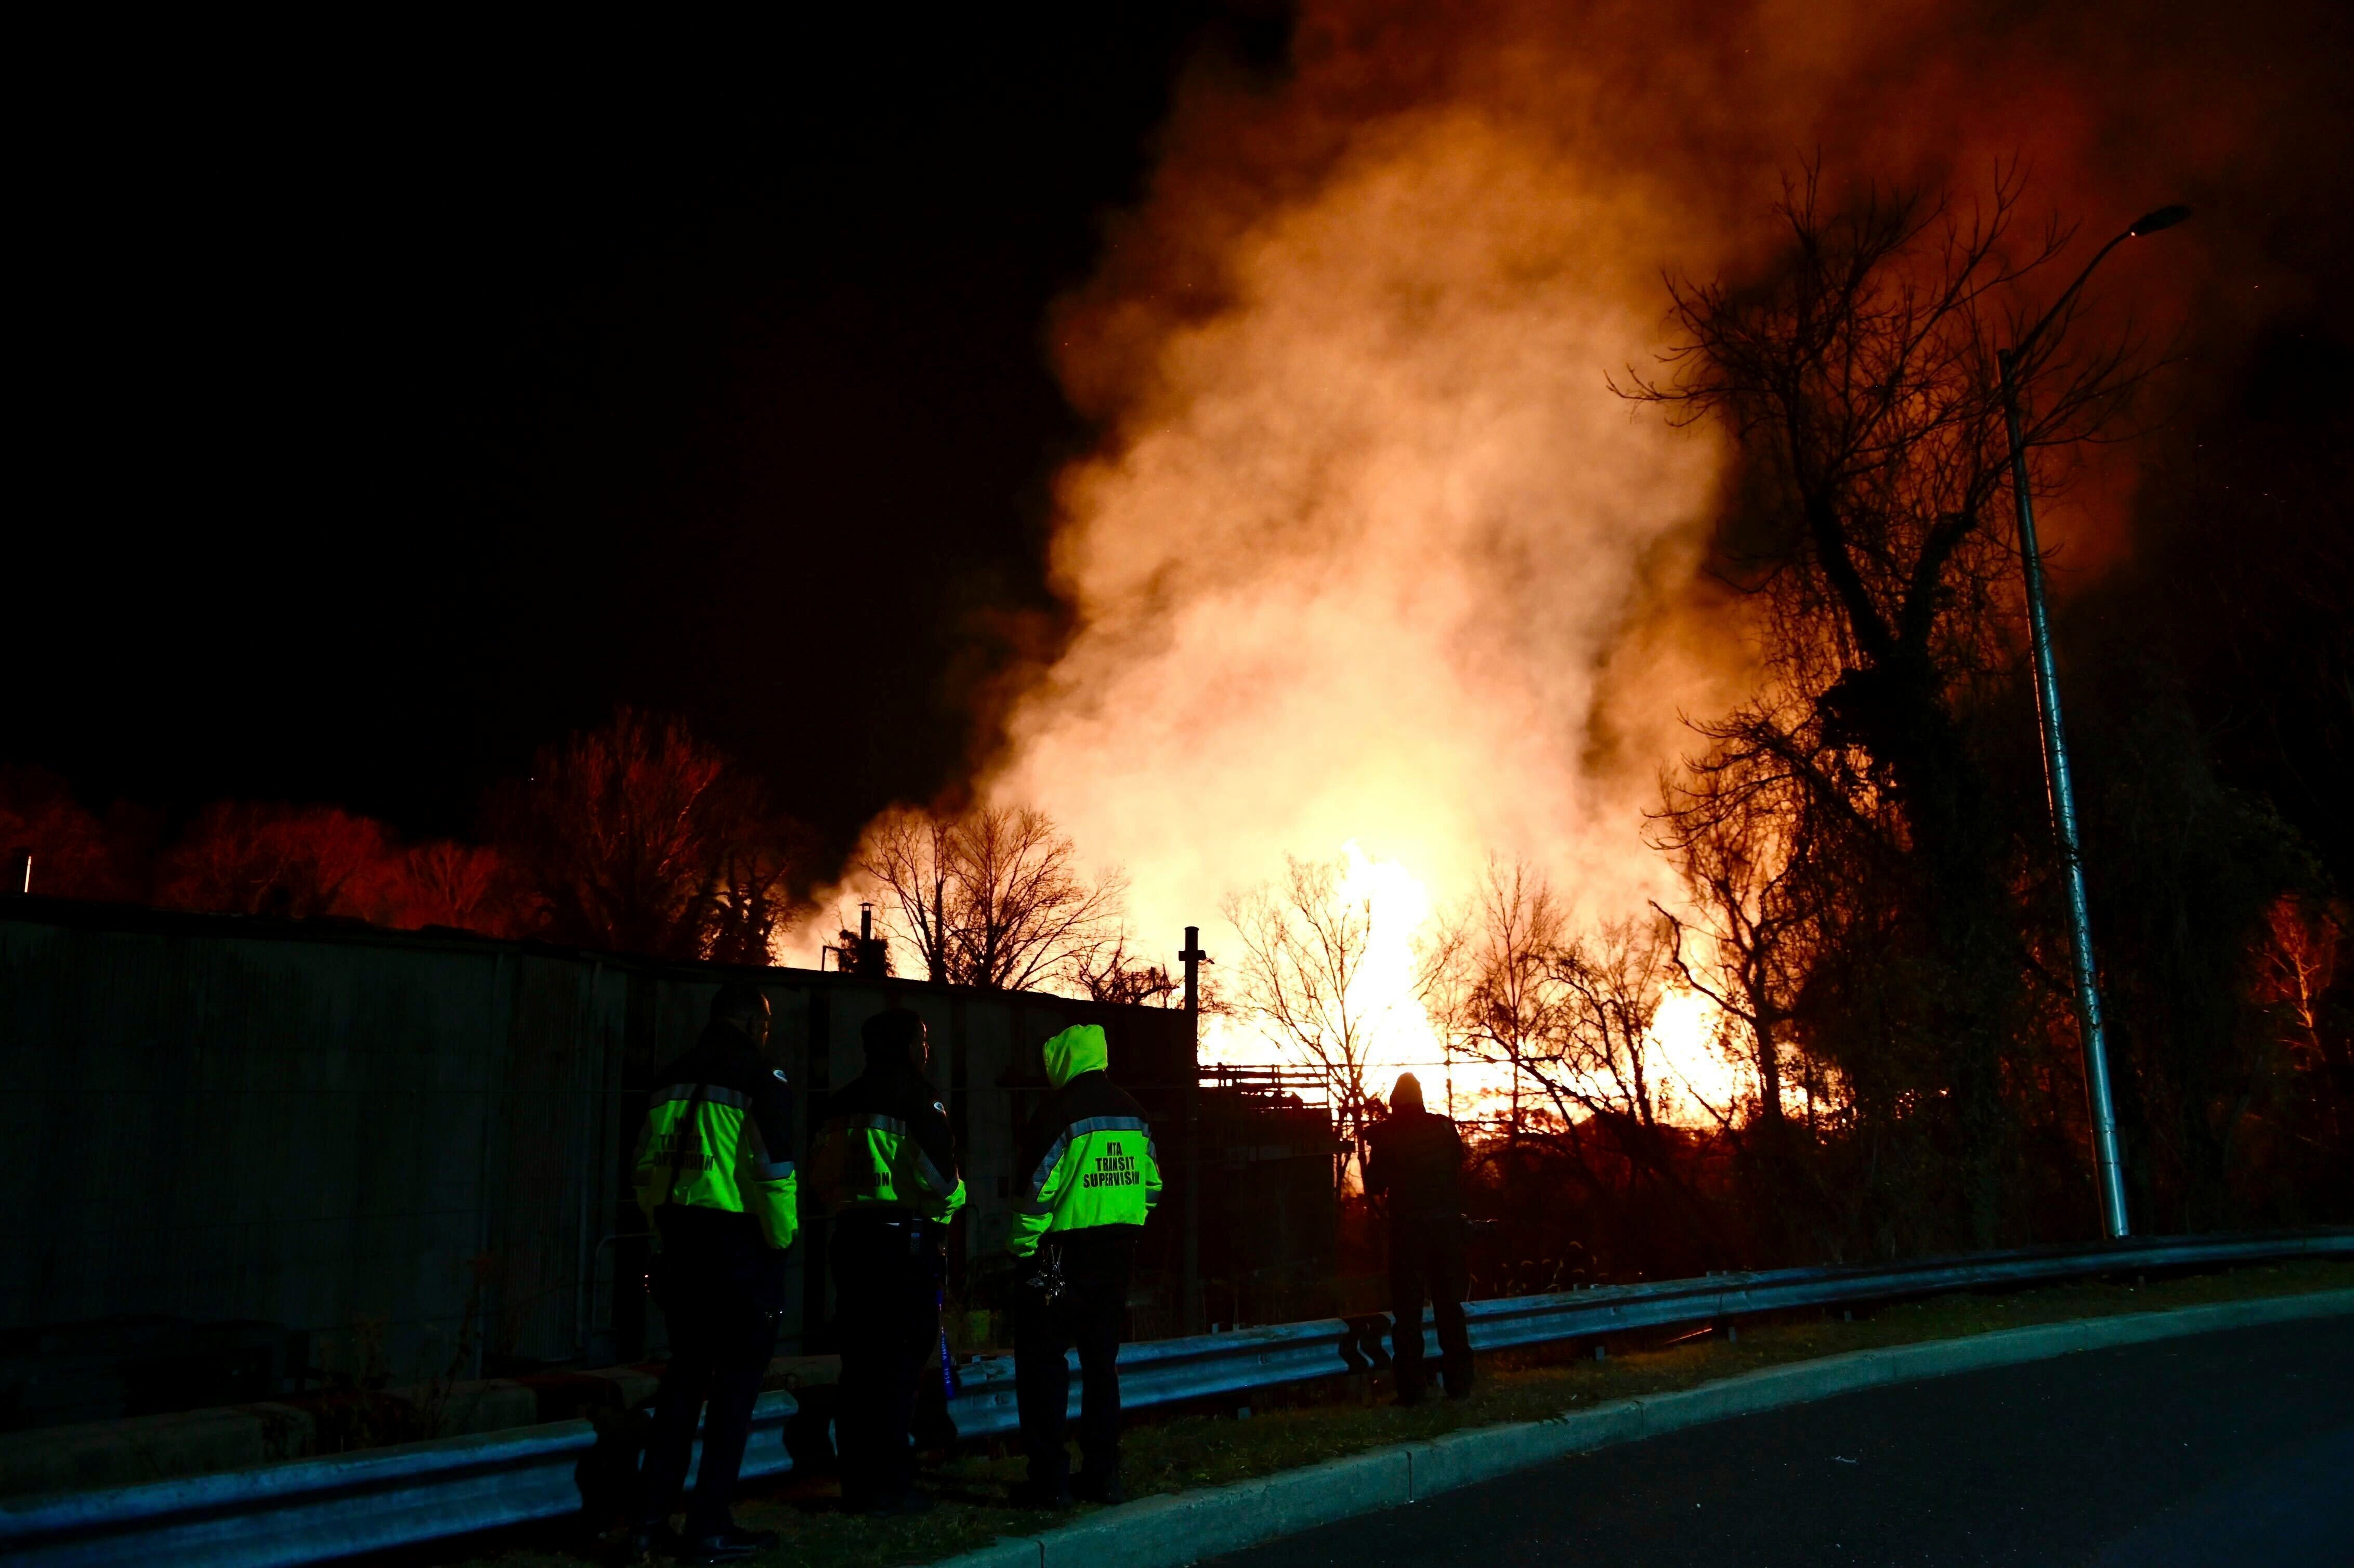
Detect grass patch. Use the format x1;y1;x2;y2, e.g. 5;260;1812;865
430;1260;2353;1568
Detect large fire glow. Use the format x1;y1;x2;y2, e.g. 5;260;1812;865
984;27;1740;1113
805;0;2293;1123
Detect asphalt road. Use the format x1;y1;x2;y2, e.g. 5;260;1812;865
1205;1317;2354;1568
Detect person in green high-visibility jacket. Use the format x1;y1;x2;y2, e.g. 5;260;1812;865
1005;1023;1162;1508
809;1008;965;1515
628;983;796;1564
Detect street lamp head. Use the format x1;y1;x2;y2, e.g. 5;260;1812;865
2127;204;2192;237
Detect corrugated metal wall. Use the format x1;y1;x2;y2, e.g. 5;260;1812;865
0;897;1199;1413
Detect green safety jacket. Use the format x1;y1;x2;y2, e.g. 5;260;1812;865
632;1022;799;1253
809;1053;966;1224
1009;1024;1162;1260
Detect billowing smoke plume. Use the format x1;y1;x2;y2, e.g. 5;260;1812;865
995;108;1727;955
840;2;2342;1080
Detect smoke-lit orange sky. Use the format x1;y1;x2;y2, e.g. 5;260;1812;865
945;0;2345;1099
16;6;2346;1060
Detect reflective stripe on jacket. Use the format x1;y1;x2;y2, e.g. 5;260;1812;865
809;1111;967;1222
632;1025;798;1252
1009;1024;1163;1259
810;1060;966;1224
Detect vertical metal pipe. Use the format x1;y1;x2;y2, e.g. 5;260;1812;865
2000;348;2130;1240
1181;926;1206;1332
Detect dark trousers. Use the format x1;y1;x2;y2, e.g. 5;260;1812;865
642;1247;784;1537
832;1218;943;1507
1014;1231;1133;1484
1388;1214;1471;1396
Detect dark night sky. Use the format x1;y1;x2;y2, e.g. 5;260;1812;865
11;11;1284;853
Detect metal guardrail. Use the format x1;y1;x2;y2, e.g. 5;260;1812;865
6;1229;2347;1567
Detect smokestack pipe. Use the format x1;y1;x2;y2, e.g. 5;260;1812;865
856;901;884;976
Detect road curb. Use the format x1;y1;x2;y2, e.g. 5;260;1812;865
935;1287;2354;1568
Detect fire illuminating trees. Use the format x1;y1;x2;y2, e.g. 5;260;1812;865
1421;866;1734;1261
1622;168;2156;1248
1646;740;1820;1140
858;804;1125;991
1223;853;1387;1155
1416;860;1570;1137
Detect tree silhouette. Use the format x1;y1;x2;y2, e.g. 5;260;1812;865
492;707;803;961
1224;854;1384;1157
1623;167;2156;1246
859;804;1123;990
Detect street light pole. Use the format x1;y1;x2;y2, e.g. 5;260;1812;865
1180;926;1210;1332
1997;202;2188;1242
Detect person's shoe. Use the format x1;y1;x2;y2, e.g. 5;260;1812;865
1008;1476;1075;1510
1444;1382;1473;1402
1391;1388;1426;1408
1072;1469;1124;1505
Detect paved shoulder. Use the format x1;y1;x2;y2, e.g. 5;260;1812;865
1204;1320;2354;1568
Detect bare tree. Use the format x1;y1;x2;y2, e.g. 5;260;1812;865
1424;880;1736;1250
1073;930;1184;1008
859;805;1124;991
402;840;521;937
1648;746;1818;1135
491;708;804;961
1549;918;1683;1132
156;802;406;923
861;812;959;982
706;840;802;966
1618;166;2159;1245
2253;895;2348;1164
1223;854;1386;1152
1419;860;1572;1137
1617;165;2147;796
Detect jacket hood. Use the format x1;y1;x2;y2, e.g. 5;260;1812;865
1041;1024;1108;1089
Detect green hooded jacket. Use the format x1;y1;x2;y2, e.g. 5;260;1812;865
1009;1024;1162;1259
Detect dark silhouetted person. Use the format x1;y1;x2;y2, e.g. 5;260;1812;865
631;984;797;1564
809;1008;965;1514
1363;1072;1471;1404
1006;1023;1162;1508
